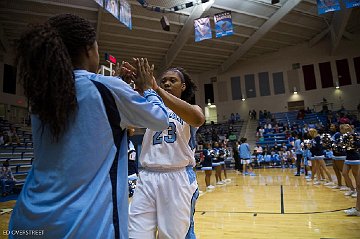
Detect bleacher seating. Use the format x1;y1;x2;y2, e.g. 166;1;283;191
1;119;33;193
256;111;328;146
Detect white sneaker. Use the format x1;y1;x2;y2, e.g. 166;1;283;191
305;175;311;179
313;181;321;185
340;186;349;191
324;182;335;186
344;208;360;216
331;185;340;189
306;178;312;182
224;179;231;183
207;185;215;189
216;181;225;185
345;190;355;196
351;191;357;198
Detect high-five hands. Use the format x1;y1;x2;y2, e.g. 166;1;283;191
114;58;159;94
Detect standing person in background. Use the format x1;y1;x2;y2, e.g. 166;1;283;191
9;14;169;239
129;67;205;238
240;137;255;176
233;141;241;174
294;132;303;176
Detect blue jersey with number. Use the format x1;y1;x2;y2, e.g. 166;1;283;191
140;108;197;169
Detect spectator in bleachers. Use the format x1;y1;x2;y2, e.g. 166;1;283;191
6;125;20;146
230;113;235;124
1;160;16;197
235;113;240;122
0;131;5;146
252;110;257;120
259;110;264;120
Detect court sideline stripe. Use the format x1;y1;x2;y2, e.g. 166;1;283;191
281;184;284;214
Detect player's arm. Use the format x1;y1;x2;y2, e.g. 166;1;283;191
154;86;205;127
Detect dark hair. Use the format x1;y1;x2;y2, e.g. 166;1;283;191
3;160;9;168
16;14;96;142
163;67;197;103
240;137;247;143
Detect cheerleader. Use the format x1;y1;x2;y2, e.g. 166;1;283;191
330;124;348;190
212;142;224;185
308;128;334;185
219;142;231;183
201;142;215;191
340;124;360;216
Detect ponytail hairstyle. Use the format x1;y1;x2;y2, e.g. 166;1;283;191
16;14;96;142
163;67;197;103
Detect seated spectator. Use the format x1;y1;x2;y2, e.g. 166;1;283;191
235;113;240;122
297;109;305;120
1;160;16;197
6;126;20;145
0;131;5;146
230;113;235;124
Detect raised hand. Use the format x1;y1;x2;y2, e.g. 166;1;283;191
114;61;137;84
133;58;157;93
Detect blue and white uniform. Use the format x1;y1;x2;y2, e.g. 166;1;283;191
129;108;199;239
9;70;168;239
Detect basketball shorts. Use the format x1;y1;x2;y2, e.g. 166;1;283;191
129;166;199;239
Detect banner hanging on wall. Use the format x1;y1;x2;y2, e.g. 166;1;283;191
194;17;212;42
105;0;119;19
317;0;341;15
344;0;360;8
120;0;132;29
94;0;103;7
214;11;233;38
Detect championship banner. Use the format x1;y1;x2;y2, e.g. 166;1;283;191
194;17;212;42
214;11;233;38
94;0;103;7
105;0;119;19
120;0;132;30
344;0;360;8
317;0;341;15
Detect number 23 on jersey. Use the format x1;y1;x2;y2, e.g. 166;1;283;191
153;122;177;145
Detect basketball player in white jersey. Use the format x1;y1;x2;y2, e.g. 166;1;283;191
129;67;205;238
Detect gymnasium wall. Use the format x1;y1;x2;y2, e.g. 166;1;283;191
0;52;27;109
194;38;360;122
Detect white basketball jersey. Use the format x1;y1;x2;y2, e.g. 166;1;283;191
140;108;197;169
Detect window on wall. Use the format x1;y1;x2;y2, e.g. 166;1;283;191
3;64;17;94
258;72;270;96
336;59;351;86
302;64;317;91
319;62;334;88
273;72;285;95
231;76;241;100
204;83;214;104
245;74;256;98
353;56;360;84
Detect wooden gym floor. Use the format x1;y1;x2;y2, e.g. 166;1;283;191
194;167;360;239
1;167;359;238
